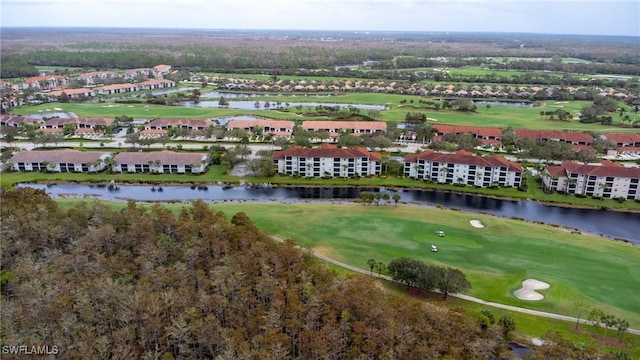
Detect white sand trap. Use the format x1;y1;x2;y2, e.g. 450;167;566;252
469;220;485;228
427;118;438;122
53;107;62;110
514;279;550;301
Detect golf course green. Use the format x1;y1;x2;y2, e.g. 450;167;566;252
206;202;640;328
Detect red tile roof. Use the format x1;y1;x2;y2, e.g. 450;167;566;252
545;165;567;177
227;119;293;131
559;161;640;178
147;119;214;129
0;115;41;126
604;133;640;146
405;150;522;172
302;121;387;131
515;129;593;144
434;124;502;138
273;144;381;161
9;149;106;164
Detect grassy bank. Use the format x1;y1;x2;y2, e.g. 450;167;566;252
4;170;640;212
205;203;640;328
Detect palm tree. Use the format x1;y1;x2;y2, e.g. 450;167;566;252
104;155;117;173
439;167;450;183
565;177;577;195
392;193;401;207
616;318;629;343
91;158;103;173
413;164;421;179
601;314;617;339
367;258;376;276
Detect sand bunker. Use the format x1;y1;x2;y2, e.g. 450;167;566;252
514;279;550;301
469;220;485;228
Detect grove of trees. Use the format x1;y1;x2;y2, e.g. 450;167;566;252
1;188;630;359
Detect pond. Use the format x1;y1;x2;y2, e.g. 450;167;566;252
181;100;385;111
18;183;640;244
201;91;333;98
150;87;196;96
25;111;78;119
472;100;533;107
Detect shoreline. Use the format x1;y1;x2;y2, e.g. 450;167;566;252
10;177;640;214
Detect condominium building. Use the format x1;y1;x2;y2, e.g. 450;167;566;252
542;161;640;200
404;150;524;187
273;144;382;178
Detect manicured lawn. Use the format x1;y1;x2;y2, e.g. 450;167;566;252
380;280;640;357
203;203;640;329
10;93;632;132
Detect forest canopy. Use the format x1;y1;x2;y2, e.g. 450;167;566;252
0;188;621;359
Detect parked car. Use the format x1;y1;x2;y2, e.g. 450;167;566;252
431;245;438;252
436;230;445;237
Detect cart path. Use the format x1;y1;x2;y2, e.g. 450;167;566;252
269;235;640;336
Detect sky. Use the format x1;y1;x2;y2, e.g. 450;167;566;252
1;0;639;37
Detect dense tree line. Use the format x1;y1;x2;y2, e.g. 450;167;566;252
1;188;626;359
387;257;471;300
0;60;39;78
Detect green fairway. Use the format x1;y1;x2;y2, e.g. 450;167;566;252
10;91;633;132
203;203;640;328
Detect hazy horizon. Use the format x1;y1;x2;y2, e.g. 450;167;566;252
1;0;638;37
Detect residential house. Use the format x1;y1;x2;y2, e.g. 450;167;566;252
433;124;503;147
602;133;640;154
77;71;118;85
22;75;69;90
514;129;593;146
301;121;387;139
8;149;109;172
137;79;176;90
94;83;139;95
112;151;208;174
272;144;382;178
144;118;214;133
40;117;114;133
226;119;294;137
41;118;78;132
124;68;154;79
404;150;524;188
46;88;96;101
0;115;42;127
542;161;640;200
153;64;172;78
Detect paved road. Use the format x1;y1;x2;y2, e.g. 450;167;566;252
269;235;640;336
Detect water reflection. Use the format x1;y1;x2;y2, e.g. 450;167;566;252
181;100;385;111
